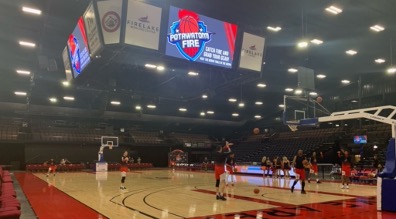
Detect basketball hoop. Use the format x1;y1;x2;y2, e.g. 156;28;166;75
288;124;298;132
286;120;299;132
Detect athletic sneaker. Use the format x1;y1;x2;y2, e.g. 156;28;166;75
346;185;349;189
219;196;227;201
317;180;321;184
308;179;311;183
291;186;294;193
46;174;48;177
120;186;127;190
301;190;307;194
341;185;345;189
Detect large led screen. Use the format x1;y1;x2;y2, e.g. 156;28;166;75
67;17;91;78
166;6;238;68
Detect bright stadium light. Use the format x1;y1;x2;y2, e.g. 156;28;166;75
22;6;42;15
16;70;31;75
19;41;36;47
111;101;121;105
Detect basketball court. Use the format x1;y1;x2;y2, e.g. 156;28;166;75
13;169;396;219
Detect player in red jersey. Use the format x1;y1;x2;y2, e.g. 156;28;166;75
120;151;129;190
291;150;307;194
339;149;352;189
308;152;321;183
214;141;232;200
45;158;57;177
225;153;236;186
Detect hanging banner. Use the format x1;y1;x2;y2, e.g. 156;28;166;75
83;2;103;57
97;0;122;44
239;32;265;72
124;0;162;50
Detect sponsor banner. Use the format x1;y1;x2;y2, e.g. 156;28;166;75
67;17;91;78
62;46;73;81
124;0;162;50
239;32;265;72
166;6;238;68
83;2;103;57
97;0;122;44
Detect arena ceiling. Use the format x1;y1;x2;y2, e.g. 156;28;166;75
0;0;396;124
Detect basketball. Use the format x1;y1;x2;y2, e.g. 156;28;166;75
254;188;260;194
234;168;238;172
179;16;199;33
316;96;323;103
253;128;260;135
303;159;309;166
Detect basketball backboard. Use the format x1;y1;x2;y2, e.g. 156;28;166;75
101;136;119;147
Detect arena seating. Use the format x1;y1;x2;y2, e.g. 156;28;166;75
25;164;85;172
0;166;21;219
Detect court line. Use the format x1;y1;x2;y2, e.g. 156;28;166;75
257;184;374;198
192;189;295;208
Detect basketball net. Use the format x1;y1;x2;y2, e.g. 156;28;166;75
287;120;299;132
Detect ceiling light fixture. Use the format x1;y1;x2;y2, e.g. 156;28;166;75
179;108;187;112
370;25;385;32
257;83;266;88
228;98;237;102
202;94;208;99
285;88;294;92
278;104;285;108
254;115;262;119
341;79;351;84
156;66;165;71
147;104;156;109
14;91;27;96
188;71;199;76
22;6;42;15
375;58;385;64
135;105;142;110
288;68;298;73
267;26;282;32
110;101;121;105
232;113;239;117
144;63;157;69
238;102;245;108
255;101;263;105
297;41;308;48
387;67;396;74
63;96;74;101
346;50;357;55
19;41;36;48
351;100;358;103
310;39;323;45
309;92;318;96
62;81;70;87
325;6;342;15
49;97;57;103
294;89;303;95
16;70;31;75
316;74;326;79
206;110;214;114
200;112;205;116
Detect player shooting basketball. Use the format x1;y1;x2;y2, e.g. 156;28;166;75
98;142;113;162
214;141;233;201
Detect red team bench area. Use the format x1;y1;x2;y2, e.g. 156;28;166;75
26;163;153;172
0;166;20;219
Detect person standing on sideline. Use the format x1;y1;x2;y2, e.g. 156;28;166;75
120;151;129;190
261;156;267;178
214;141;232;200
226;153;236;186
282;156;291;178
203;157;209;171
291;149;307;194
339;149;353;189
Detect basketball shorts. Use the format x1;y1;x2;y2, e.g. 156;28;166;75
226;165;233;174
49;165;57;171
311;164;318;174
215;165;225;180
295;168;306;180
